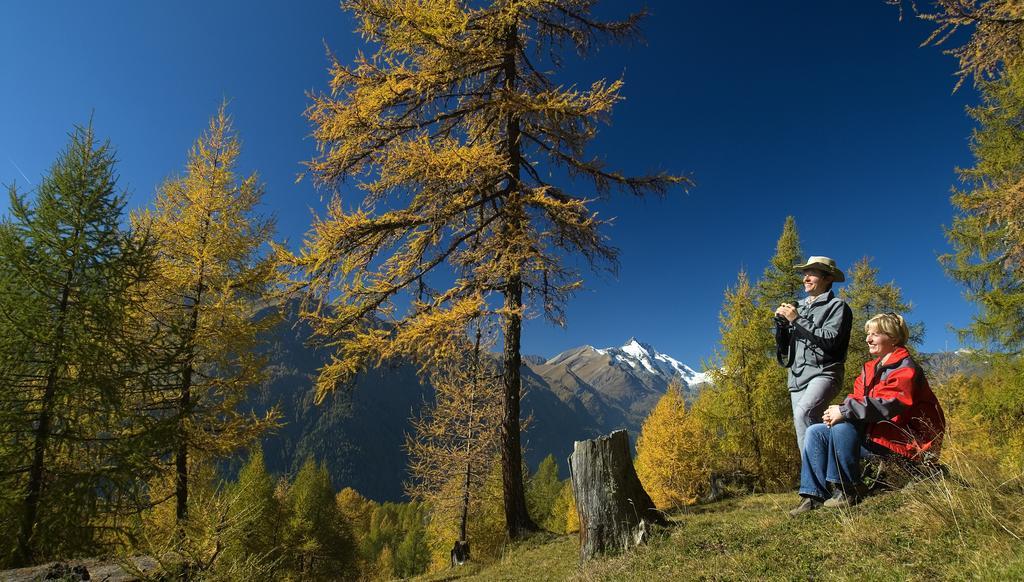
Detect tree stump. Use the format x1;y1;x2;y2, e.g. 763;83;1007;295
450;540;470;566
569;430;667;562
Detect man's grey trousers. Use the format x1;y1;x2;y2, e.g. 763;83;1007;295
790;375;841;452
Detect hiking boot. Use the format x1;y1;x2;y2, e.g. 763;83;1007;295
823;488;859;509
788;496;822;517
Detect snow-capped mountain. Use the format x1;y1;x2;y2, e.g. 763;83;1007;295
542;338;708;397
594;337;707;387
523;338;706;442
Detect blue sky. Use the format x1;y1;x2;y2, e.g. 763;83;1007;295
1;1;979;367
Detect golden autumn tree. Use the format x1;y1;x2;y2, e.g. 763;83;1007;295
133;105;278;532
404;328;502;558
285;0;689;538
888;0;1024;89
634;382;707;508
544;479;578;534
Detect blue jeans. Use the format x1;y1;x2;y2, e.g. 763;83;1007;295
799;422;875;500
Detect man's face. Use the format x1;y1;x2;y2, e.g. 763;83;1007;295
802;269;832;296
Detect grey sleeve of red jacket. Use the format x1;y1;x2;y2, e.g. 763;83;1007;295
838;394;905;424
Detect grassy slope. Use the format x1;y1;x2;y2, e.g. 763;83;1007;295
420;485;1024;581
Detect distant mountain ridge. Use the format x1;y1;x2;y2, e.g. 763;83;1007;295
245;309;978;502
246;307;708;502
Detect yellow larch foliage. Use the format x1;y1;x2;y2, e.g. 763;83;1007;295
285;0;690;539
565;484;580;534
132;104;279;526
635;382;706;508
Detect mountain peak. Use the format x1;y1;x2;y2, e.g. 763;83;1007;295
621;337;656;358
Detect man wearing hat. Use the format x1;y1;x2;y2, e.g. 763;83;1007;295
774;256;853;453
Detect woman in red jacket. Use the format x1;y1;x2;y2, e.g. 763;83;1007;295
789;313;945;516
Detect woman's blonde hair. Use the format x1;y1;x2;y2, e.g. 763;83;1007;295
865;312;910;346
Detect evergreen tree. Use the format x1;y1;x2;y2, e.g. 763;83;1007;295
132;104;279;531
373;546;395;581
394;504;430;578
634;382;707;508
222;447;281;571
282;458;353;580
708;271;798;490
336;487;378;575
756;216;804;310
0;123;157;566
943;62;1024;353
544;479;577;534
754;215;803;441
840;257;919;392
753;218;805;485
526;454;562;527
285;0;688;538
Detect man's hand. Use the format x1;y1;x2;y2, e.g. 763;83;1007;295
822;405;844;427
775;303;798;323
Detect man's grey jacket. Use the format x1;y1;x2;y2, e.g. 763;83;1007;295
786;290;853;391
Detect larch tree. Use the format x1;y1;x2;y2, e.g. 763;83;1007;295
336;487;378;575
840;257;919;392
286;0;689;538
708;271;797;490
543;479;577;534
0;123;156;566
943;62;1024;353
756;216;804;311
132;105;279;533
887;0;1024;89
404;328;502;556
634;382;707;508
282;458;354;580
754;216;805;433
525;454;562;527
222;447;282;571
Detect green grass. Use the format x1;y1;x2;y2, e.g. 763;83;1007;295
417;482;1024;581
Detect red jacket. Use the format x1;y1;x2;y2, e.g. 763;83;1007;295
839;347;946;461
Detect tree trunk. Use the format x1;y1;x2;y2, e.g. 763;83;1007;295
569;430;666;562
175;363;192;526
16;268;75;566
175;281;203;533
500;275;537;538
497;19;537;541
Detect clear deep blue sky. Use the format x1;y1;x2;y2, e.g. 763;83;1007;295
1;1;979;367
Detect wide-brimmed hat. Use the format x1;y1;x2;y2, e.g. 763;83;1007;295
793;256;845;282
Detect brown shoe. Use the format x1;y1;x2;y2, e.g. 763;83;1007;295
823;489;859;509
788;496;822;517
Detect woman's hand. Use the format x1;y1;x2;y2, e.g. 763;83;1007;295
775;303;798;323
822;405;844;427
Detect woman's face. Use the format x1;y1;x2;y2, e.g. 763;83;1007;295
866;325;898;358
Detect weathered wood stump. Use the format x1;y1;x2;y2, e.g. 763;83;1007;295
450;540;470;566
569;430;667;562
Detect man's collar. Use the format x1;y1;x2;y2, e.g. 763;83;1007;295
805;289;834;305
